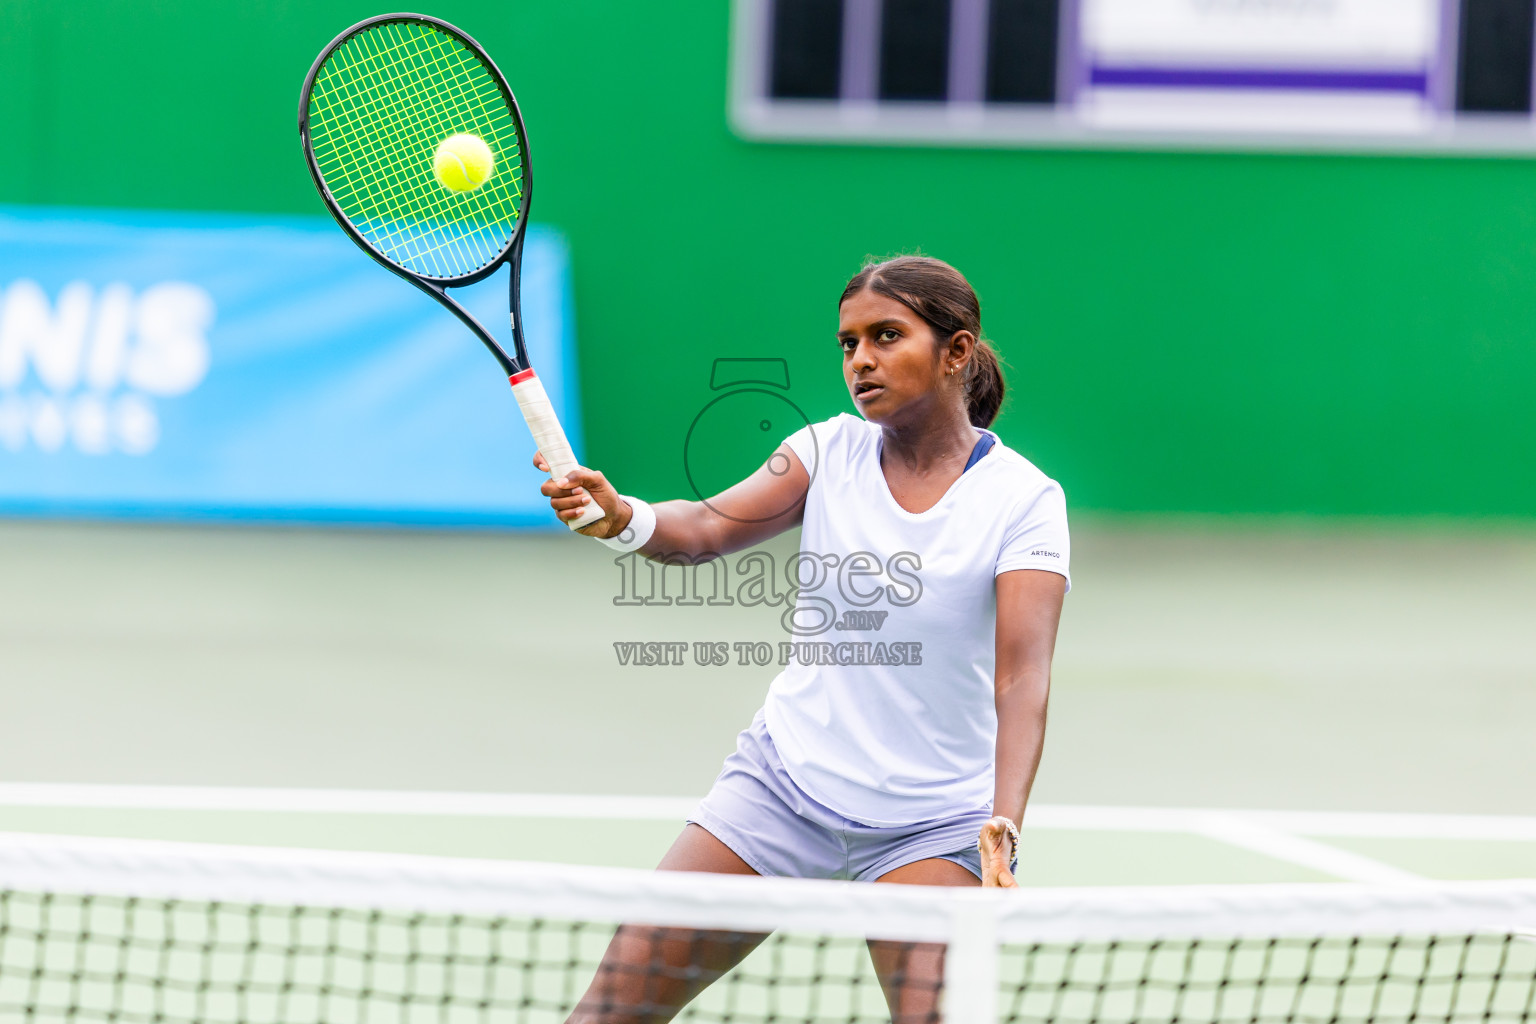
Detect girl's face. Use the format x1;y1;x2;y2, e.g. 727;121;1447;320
838;288;958;427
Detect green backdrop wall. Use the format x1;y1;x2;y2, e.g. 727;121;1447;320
3;0;1534;518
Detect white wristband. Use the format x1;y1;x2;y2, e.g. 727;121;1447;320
597;496;656;553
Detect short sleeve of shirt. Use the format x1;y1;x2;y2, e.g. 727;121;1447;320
995;483;1071;591
782;415;842;481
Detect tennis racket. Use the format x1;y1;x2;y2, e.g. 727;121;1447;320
298;13;603;530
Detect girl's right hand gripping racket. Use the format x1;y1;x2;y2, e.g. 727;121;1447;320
298;13;603;530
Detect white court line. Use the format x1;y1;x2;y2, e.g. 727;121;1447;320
7;783;1534;882
0;784;700;820
1026;805;1536;842
1194;815;1426;884
2;785;1532;840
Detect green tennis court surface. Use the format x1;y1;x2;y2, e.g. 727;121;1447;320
1;519;1531;887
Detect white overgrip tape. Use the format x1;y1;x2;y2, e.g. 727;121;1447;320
509;368;603;530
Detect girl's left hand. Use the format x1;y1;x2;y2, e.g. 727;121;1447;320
978;817;1018;888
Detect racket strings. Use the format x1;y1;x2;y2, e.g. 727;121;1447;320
409;27;521;266
311;70;494;275
312;23;518;273
351;24;512;246
325;28;507;273
306;20;525;280
312;24;518;275
312;51;472;265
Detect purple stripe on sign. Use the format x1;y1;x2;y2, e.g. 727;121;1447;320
1090;66;1431;95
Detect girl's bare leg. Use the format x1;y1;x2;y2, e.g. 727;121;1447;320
566;824;768;1024
868;857;980;1024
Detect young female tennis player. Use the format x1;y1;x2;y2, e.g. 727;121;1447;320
536;256;1069;1024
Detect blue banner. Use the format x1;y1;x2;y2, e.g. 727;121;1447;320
0;206;583;526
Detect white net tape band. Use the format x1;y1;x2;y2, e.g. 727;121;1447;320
2;831;1533;945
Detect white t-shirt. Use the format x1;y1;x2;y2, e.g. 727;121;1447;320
763;413;1070;827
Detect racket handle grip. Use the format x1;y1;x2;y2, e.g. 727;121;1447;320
510;369;605;531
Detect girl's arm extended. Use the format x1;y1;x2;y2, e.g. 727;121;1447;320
535;444;810;559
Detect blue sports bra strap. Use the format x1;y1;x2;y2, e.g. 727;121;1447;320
963;432;997;472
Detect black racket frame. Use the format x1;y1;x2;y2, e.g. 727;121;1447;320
298;12;532;376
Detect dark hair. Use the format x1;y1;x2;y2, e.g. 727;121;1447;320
839;256;1006;428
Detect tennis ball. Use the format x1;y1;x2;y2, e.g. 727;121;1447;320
433;133;495;193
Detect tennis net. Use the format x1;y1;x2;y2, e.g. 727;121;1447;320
1;832;1533;1024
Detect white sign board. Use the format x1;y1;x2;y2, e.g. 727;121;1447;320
1077;0;1445;133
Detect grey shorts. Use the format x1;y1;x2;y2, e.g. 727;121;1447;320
688;710;987;883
